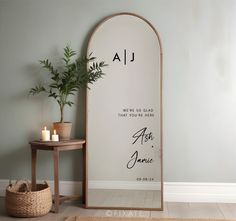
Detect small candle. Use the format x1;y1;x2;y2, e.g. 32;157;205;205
41;126;50;141
52;129;59;142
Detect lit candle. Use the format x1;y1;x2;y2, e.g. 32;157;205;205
52;129;59;142
41;126;50;141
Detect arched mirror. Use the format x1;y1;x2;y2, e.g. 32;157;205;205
86;13;163;210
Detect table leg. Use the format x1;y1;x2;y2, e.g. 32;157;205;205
31;148;37;191
82;143;86;204
53;149;59;213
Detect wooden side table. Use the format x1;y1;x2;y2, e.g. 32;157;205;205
29;139;86;213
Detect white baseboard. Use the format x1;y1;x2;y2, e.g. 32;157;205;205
1;180;236;203
165;182;236;203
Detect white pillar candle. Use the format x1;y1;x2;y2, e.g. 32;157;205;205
52;129;59;142
41;126;50;141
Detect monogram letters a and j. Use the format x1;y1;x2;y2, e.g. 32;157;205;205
112;49;134;65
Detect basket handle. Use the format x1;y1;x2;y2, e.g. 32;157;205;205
44;180;49;187
25;180;31;192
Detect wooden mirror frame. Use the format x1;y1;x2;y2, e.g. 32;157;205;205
85;12;163;211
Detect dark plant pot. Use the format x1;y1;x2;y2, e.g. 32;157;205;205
53;122;72;140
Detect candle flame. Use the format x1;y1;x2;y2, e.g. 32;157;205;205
44;126;47;130
54;129;56;135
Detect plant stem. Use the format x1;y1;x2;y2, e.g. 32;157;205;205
60;105;64;123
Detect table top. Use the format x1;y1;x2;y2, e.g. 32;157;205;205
29;139;85;146
30;139;85;148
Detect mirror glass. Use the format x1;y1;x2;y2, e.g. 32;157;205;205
86;13;163;210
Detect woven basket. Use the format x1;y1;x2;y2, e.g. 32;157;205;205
5;181;52;217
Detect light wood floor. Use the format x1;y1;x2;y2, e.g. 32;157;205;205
1;197;236;221
88;189;161;208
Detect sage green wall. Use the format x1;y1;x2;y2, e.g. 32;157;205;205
0;0;236;182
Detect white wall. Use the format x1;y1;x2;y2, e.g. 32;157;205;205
161;0;236;182
0;0;236;182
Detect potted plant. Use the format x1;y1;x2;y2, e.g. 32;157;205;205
29;45;107;140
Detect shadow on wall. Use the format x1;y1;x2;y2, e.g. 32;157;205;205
74;87;86;139
0;146;84;181
0;146;31;180
0;66;84;181
74;16;107;139
0;20;104;181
